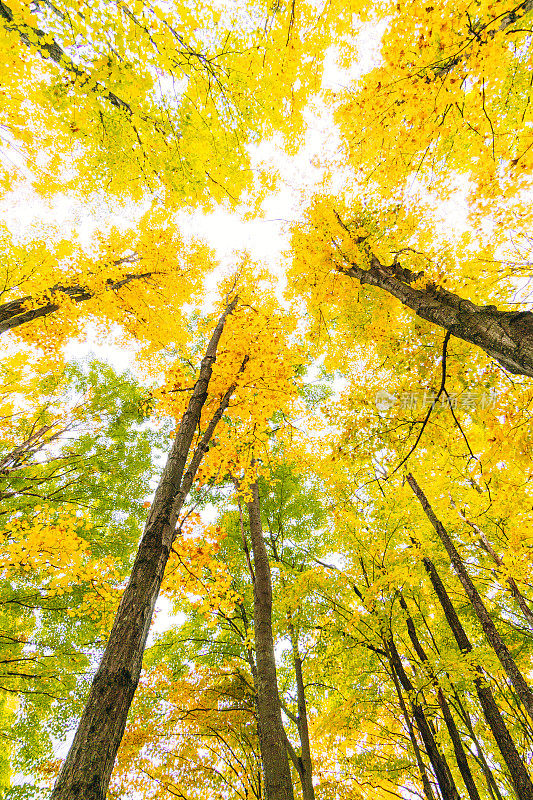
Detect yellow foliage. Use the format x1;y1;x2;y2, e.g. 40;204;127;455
0;506;118;625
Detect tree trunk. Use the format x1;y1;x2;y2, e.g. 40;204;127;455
419;550;533;800
398;594;481;800
339;251;533;377
0;268;156;336
454;508;533;632
52;299;239;800
247;481;295;800
388;657;437;800
408;474;533;725
386;635;461;800
288;622;315;800
238;601;264;800
451;689;506;800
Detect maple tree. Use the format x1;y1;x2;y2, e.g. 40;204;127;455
3;0;533;798
111;463;326;800
0;358;158;793
0;0;345;204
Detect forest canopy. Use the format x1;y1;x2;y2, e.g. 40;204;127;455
2;1;533;799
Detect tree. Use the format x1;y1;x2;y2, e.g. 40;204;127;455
5;0;533;796
113;663;262;800
408;473;533;725
289;1;533;381
244;480;295;800
332;0;533;223
0;0;340;202
290;197;533;378
0;359;158;795
51;297;241;799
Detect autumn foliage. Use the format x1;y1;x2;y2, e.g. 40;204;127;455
2;0;533;799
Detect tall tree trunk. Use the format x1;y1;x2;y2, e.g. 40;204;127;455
388;657;438;800
349;569;438;800
238;601;264;800
52;299;239;800
410;596;506;800
337;245;533;377
386;635;461;800
419;550;533;800
398;594;481;800
269;541;315;798
286;621;315;800
246;481;295;800
408;474;533;724
450;689;506;800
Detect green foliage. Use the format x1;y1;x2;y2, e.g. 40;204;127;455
0;359;161;792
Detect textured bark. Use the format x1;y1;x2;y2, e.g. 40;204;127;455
51;299;238;800
237;601;265;800
386;636;461;800
288;623;315;800
398;594;481;800
420;552;533;800
247;482;295;800
340;255;533;376
0;268;158;336
408;474;533;724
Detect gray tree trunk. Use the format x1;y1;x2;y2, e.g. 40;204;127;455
388;660;437;800
398;594;481;800
419;550;533;800
247;481;295;800
408;474;533;724
451;689;506;800
340;252;533;376
288;622;315;800
51;299;238;800
386;635;461;800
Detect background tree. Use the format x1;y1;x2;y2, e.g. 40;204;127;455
0;359;158;797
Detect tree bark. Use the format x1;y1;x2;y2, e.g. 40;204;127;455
246;481;295;800
287;622;315;800
0;268;158;336
237;600;265;800
388;657;437;800
386;635;461;800
51;298;239;800
450;689;506;800
398;594;482;800
419;550;533;800
338;251;533;377
408;474;533;725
